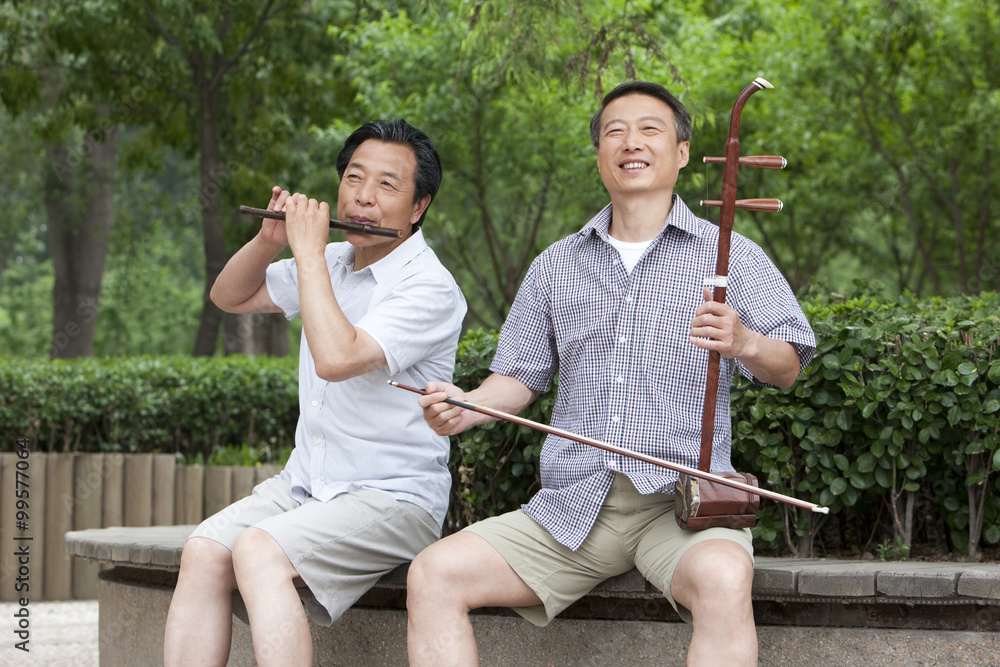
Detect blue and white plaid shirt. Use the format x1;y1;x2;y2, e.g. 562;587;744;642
491;196;816;550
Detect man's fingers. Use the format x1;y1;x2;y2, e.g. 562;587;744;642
275;193;287;211
417;390;449;409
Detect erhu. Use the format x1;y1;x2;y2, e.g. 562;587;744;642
673;76;792;529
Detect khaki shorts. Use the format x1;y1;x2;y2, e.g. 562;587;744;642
465;473;753;625
189;476;439;626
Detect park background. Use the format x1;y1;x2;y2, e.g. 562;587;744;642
0;0;998;601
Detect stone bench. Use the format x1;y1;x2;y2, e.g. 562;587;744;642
66;525;1000;666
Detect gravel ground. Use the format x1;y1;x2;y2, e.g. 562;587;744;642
0;601;98;667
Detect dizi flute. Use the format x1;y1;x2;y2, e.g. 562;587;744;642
239;205;403;239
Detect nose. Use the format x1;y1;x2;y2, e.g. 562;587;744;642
355;180;376;206
622;128;643;151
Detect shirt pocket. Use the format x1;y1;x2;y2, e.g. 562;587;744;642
642;307;703;404
550;285;616;373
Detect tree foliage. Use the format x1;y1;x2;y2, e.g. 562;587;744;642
741;0;1000;297
1;0;997;355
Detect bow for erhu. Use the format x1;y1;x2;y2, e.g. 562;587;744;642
388;381;829;514
697;77;786;474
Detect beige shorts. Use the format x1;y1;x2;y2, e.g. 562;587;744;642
465;473;753;625
189;475;439;626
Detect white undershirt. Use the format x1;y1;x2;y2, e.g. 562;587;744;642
607;235;654;273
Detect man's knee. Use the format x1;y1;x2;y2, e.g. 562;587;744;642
406;537;473;612
407;543;447;601
706;551;753;598
674;540;753;603
232;528;295;581
180;537;233;575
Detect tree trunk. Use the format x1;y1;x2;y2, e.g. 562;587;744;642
188;54;286;357
903;489;915;547
784;506;817;558
190;56;229;356
966;453;986;562
967;481;981;562
795;528;813;558
223;312;289;356
44;122;118;359
0;243;8;290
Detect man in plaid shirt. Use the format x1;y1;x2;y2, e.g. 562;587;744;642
408;81;816;666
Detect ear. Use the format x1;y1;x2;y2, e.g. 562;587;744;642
409;194;432;226
678;141;691;169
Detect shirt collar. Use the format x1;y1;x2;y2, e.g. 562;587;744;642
578;194;705;241
335;228;429;282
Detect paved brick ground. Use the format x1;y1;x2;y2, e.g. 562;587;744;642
0;601;98;667
4;598;1000;666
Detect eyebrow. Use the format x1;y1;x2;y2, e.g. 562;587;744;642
603;115;668;131
346;160;403;183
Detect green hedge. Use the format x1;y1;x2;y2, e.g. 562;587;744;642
2;292;998;558
0;355;298;463
731;292;1000;559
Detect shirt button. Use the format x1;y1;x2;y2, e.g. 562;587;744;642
314;437;321;444
611;415;620;423
311;400;318;407
616;376;624;383
312;478;321;486
625;296;633;303
619;336;626;343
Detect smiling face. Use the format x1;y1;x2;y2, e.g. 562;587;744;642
336;139;430;265
595;93;690;202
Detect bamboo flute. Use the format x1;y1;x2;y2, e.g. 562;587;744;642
239;205;403;239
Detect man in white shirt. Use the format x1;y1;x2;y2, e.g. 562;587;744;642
164;119;466;667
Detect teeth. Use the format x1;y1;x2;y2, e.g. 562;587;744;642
622;162;647;170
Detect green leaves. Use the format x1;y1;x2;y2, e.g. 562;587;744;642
733;291;1000;557
0;355;298;460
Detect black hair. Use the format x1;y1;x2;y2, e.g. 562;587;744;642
336;119;442;230
589;81;692;148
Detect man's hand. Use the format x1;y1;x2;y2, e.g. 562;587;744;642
260;185;291;249
689;286;757;359
689;286;802;388
417;382;480;436
209;185;291;314
283;193;331;263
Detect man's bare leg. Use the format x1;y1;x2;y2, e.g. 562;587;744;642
406;532;543;667
670;539;757;666
164;537;238;667
232;528;312;667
